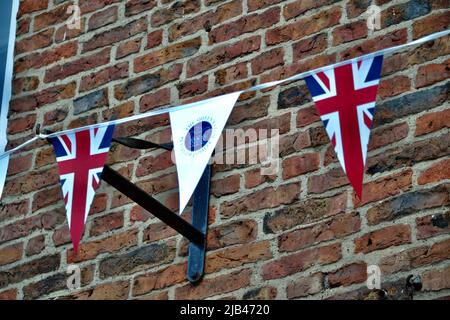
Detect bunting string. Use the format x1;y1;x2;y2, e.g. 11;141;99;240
1;29;449;161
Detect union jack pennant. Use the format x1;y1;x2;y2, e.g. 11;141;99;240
50;125;115;251
304;55;384;198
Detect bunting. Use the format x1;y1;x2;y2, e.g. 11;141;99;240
49;125;115;251
170;92;241;214
304;55;384;198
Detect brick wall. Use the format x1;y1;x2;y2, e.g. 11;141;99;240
0;0;449;300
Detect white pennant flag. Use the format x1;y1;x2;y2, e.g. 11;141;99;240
170;92;241;214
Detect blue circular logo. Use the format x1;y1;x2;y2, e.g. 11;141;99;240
184;121;213;152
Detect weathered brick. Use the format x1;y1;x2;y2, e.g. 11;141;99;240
415;108;450;136
115;64;182;100
45;48;110;83
282;153;320;180
354;224;411;254
215;62;248;86
308;167;348;194
67;230;138;263
33;2;72;31
12;76;39;95
83;18;147;52
416;59;450;89
416;212;450;240
15;28;54;55
151;0;201;27
366;184;450;225
248;0;282;12
73;88;109;115
25;235;45;257
80;62;129;92
175;269;252;299
279;212;361;252
413;11;450;39
220;183;300;218
333;21;367;45
243;287;277;300
90;211;124;237
15;41;78;73
133;263;187;296
59;281;129;300
116;38;142;59
262;243;341;280
19;0;49;16
264;192;347;233
0;243;23;266
0;200;29;223
125;0;157;16
0;289;17;300
251;48;284;75
368;122;409;151
178;75;208;99
327;262;367;288
139;88;171;112
209;7;280;44
99;241;176;278
378;75;411;99
187;36;261;77
293;33;328;61
353;169;413;207
266;7;341;46
134;38;201;73
418;158;450;185
205;241;272;273
422;265;450;292
211;174;240;197
346;0;371;18
367;133;450;175
0;255;60;288
168;0;242;42
287;273;323;299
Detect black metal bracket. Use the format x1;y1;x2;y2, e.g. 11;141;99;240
102;137;211;284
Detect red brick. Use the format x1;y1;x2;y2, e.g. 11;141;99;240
287;273;323;299
262;243;341;280
284;0;339;20
354;224;411;254
7;153;33;176
125;0;157;16
67;230;138;263
279;212;361;252
416;59;450;89
60;281;129;300
211;174;240;197
341;29;407;60
0;243;23;266
134;38;201;73
178;75;209;99
90;211;124;237
415;108;450;136
215;62;248;86
168;0;242;42
80;62;129;92
332;20;367;45
346;0;371;18
308;167;348;194
0;289;17;300
209;7;280;44
32;185;62;211
83;17;148;53
353;169;413;207
146;30;163;49
116;38;142;59
221;183;300;218
244;168;276;189
175;269;252;299
135;151;174;177
44;48;110;83
417;158;450;185
282;153;320;180
15;28;54;55
413;11;450;39
328;262;367;288
251;48;284;75
151;0;201;27
293;33;328;61
422;265;450;292
248;0;282;12
205;241;272;273
0;200;29;223
416;212;450;240
266;7;341;46
25;235;45;256
187;36;261;77
15;41;78;73
139;88;171;112
133;263;187;296
88;6;118;31
19;0;49;16
378;75;411;98
33;2;72;32
264;192;347;233
368;122;409;151
12;76;39;95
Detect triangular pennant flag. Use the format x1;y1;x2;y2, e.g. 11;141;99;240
49;124;115;251
304;55;384;198
0;155;8;199
170;92;241;214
